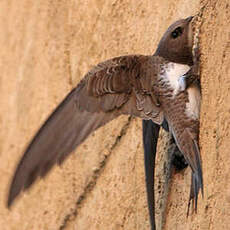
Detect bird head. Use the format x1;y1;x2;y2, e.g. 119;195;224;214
155;16;194;65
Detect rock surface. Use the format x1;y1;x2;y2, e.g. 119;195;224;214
0;0;229;229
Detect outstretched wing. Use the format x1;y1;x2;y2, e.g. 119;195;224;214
8;55;163;207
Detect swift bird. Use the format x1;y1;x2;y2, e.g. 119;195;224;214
7;17;202;225
143;17;201;229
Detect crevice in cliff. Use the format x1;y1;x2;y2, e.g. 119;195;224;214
59;116;133;230
155;133;177;230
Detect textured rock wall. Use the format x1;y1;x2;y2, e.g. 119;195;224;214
0;0;229;229
163;1;230;229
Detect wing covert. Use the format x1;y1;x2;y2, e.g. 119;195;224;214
8;55;163;207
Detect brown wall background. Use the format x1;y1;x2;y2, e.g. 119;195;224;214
0;0;229;229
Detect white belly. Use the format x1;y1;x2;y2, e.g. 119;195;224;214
162;62;201;120
186;83;201;120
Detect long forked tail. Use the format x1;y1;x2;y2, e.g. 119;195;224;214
176;128;203;215
187;170;203;216
186;137;203;216
7;88;118;207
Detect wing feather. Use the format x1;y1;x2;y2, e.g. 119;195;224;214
8;55;163;207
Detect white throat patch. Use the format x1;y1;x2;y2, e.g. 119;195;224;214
162;62;190;96
161;62;200;120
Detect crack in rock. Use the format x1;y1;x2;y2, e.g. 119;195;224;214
59;116;133;230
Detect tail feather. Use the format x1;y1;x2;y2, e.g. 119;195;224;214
193;138;204;197
175;127;203;215
186;138;203;216
187;171;200;216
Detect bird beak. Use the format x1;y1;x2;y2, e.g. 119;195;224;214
186;16;194;23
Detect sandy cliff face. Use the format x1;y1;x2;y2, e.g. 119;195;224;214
0;0;229;229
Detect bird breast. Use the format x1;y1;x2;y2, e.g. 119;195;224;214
185;84;201;120
158;62;201;120
162;62;190;96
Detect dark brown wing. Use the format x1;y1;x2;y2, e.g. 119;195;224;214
8;55;163;207
142;120;160;230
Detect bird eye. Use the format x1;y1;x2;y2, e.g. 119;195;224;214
171;27;183;39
